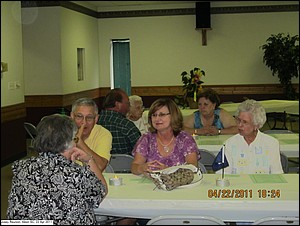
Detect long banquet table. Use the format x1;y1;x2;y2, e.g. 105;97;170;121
94;173;299;223
143;99;299;117
196;133;299;158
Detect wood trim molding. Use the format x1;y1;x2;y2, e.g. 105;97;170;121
1;103;26;123
21;84;299;108
24;88;102;108
132;84;299;97
21;2;299;18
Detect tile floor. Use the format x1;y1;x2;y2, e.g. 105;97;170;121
1;118;299;219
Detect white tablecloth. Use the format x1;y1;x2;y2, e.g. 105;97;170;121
94;174;299;223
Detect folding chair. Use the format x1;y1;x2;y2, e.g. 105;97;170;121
198;149;216;173
198;162;207;174
146;215;226;225
280;152;289;174
24;122;37;153
252;216;299;225
104;163;114;173
109;154;134;173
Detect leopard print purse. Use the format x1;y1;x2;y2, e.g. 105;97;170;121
148;164;203;191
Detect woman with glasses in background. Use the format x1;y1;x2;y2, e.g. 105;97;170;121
131;98;199;175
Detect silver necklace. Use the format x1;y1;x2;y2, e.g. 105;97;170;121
157;136;174;152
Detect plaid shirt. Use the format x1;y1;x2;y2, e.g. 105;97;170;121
98;110;141;155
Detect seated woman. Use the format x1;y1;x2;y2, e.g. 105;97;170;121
220;99;283;174
7;114;107;224
131;98;199;175
184;88;238;136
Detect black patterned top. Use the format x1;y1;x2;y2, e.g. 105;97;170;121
7;152;106;225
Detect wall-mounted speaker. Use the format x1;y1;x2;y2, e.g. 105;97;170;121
196;2;211;29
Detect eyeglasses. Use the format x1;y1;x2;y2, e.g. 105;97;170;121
236;118;251;126
151;112;170;118
74;114;96;122
134;105;145;111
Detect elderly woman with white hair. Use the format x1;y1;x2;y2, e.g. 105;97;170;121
220;99;283;174
127;95;149;135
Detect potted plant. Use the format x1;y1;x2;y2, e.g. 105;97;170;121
180;67;205;108
260;33;299;100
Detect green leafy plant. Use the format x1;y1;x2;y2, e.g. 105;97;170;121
260;33;299;100
181;67;205;102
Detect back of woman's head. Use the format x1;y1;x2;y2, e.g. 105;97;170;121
148;98;183;135
34;114;77;154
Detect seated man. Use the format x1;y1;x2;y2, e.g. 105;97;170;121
71;97;112;172
98;88;141;155
127;95;149;135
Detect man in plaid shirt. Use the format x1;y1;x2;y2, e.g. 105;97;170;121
98;88;141;155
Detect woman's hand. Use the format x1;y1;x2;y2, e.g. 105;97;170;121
207;126;219;136
146;160;167;171
70;147;93;163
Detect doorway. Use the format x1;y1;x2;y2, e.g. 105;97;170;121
111;39;131;95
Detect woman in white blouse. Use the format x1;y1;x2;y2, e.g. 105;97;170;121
220;99;283;174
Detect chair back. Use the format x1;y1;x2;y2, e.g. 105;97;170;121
104;163;114;173
24;122;37;140
198;162;207;174
24;122;37;149
198;149;216;172
252;216;299;225
146;215;226;225
109;154;134;173
280;152;289;173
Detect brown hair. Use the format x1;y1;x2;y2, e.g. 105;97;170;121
148;98;183;135
196;88;221;108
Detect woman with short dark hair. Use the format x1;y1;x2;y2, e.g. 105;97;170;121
7;114;107;224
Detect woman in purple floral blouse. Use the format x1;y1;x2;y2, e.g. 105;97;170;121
131;98;199;175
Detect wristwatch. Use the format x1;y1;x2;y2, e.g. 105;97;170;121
218;129;221;135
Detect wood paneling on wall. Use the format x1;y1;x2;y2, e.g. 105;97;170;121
21;84;299;108
1;103;26;123
1;103;27;166
24;88;103;108
23;84;298;108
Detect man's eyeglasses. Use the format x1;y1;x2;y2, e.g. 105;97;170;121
151;112;170;118
74;114;96;122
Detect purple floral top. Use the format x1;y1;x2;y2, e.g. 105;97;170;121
132;131;200;167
